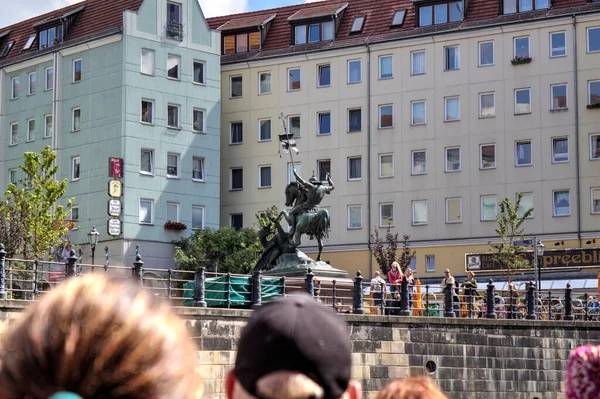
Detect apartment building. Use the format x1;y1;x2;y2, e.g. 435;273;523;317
208;0;600;279
0;0;220;267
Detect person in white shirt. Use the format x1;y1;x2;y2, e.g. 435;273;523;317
370;271;386;315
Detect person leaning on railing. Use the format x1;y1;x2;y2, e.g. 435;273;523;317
370;271;387;315
388;263;402;315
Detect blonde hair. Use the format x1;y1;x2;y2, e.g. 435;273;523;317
391;262;400;270
376;378;447;399
0;275;202;399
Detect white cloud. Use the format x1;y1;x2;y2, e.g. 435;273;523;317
198;0;249;17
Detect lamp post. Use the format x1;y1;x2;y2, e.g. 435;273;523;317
88;226;100;265
535;238;545;292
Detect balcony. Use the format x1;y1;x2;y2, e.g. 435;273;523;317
165;22;184;41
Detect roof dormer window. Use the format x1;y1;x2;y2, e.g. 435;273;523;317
503;0;549;14
391;10;407;27
350;16;365;33
23;35;36;50
224;32;261;54
417;1;463;27
34;5;84;50
38;26;63;50
288;3;347;45
0;41;14;58
295;20;334;44
218;14;275;55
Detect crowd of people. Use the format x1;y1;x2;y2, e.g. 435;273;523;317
0;275;596;399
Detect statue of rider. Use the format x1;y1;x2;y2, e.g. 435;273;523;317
288;168;334;238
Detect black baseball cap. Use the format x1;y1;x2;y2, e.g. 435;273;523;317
234;294;352;399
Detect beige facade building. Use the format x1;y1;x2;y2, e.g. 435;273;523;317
208;0;600;279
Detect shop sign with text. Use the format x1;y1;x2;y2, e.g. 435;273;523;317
466;248;600;271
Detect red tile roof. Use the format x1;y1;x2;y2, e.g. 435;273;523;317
0;0;143;67
287;2;348;22
217;14;277;31
207;0;598;64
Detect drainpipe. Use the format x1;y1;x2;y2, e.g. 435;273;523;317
51;51;59;154
572;15;582;249
366;43;372;278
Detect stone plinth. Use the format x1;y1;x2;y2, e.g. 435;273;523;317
265;250;349;278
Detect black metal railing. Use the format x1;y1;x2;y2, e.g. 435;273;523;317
165;22;184;41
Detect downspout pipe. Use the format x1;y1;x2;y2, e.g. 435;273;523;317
366;43;372;278
572;15;582;248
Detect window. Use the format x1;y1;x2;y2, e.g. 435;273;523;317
550;32;566;57
551;84;567;110
481;195;498;221
379;55;393;79
552;137;569;163
231;168;243;190
348;109;362;132
141;100;153;124
412;200;428;225
11;77;19;99
591;188;600;214
479;41;494;66
167;55;179;80
409;257;417;272
26;118;35;142
446;198;462;223
38;25;62;49
348;60;361;84
259;119;271;142
318;65;331;87
480;144;496;169
515;88;531;114
45;67;53;90
553;190;570;216
193;61;205;84
347;205;362;229
444;97;460;121
514;37;530;58
140;149;154;174
289;116;301;138
230;76;243;98
517;192;534;219
515;140;532;166
72;108;81;131
71;157;80;181
192;206;205;230
259;165;272;188
503;0;549;14
445;46;460;71
425;255;436;272
348;157;362;180
28;72;36;95
73;59;82;82
223;36;235;54
192;157;204;182
193;108;205;133
237;33;249;52
445;147;460;172
293;21;334;44
590;134;600;160
223;32;260;54
230;214;243;230
0;41;13;58
379;154;394;178
379;203;394;227
418;1;463;26
391;10;406;27
10;123;18;146
318;112;331;135
70;206;79;221
166;104;179;128
258;72;271;94
411;101;426;125
9;169;17;185
23;35;35;50
588;81;600;107
166;202;180;222
587;27;600;53
317;159;331;181
44;114;53;138
479;92;495;118
379;104;393;128
167;153;180;178
411;51;426;75
351;16;366;33
294;25;307;44
288;68;301;91
141;49;154;75
412;150;427;175
230;122;243;144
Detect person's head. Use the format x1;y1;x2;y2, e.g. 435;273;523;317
227;294;361;399
509;283;516;290
374;271;380;277
565;345;600;399
0;275;202;399
467;271;474;279
405;268;412;276
444;269;451;276
376;377;447;399
391;262;399;271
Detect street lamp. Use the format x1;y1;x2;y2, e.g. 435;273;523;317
88;226;100;265
535;239;545;292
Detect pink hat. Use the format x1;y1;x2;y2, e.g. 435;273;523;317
566;345;600;399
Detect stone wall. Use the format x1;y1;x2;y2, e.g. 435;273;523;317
3;301;600;399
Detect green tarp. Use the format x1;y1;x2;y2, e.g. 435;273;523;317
182;276;284;308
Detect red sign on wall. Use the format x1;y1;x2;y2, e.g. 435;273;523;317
109;157;123;178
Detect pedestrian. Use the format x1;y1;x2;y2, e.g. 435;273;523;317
388;262;402;315
313;278;322;302
565;344;600;399
404;268;415;309
460;271;478;317
370;271;387;315
225;294;361;399
506;283;521;319
376;377;447;399
0;275;202;399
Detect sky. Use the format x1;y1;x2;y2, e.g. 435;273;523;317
0;0;324;29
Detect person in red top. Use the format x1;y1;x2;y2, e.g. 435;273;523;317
388;262;403;315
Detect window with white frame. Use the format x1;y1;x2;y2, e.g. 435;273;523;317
551;84;568;110
515;88;531;114
503;0;549;14
591;188;600;214
318;112;331;135
444;46;460;71
230;214;243;230
10;123;18;146
141;49;155;75
193;61;205;84
515;140;532;166
140;149;154;174
45;67;53;90
28;72;36;95
139;200;153;225
412;200;428;225
23;35;35;51
478;40;494;66
73;59;82;82
445;147;460;172
193;108;205;133
411;50;426;75
192;206;205;230
550;32;566;57
259;165;272;188
141;100;153;124
167;153;180;178
167;104;179;128
288;68;301;91
231;167;243;190
11;77;19;99
167;54;180;79
553;190;570;216
552;137;569;163
317;159;330;181
514;36;530;58
379;203;394;227
348;157;362;180
379;55;393;79
192;157;204;182
348;108;362;132
70;157;80;181
480;144;496;169
26;118;35;142
590;134;600;160
411;150;427;175
44;114;53;138
481;195;498;221
411;101;426;125
588;80;600;107
348;60;361;83
587;27;600;53
425;255;435;272
258;71;271;94
351;15;366;32
379;104;393;128
444;96;460;121
379;154;394;178
347;205;362;229
230;76;242;98
317;64;331;87
517;192;534;219
9;169;17;185
70;206;79;221
479;92;495;118
230;122;243;144
293;20;334;44
288;116;301;138
166;202;180;222
259;119;271;141
72;108;81;131
446;197;462;223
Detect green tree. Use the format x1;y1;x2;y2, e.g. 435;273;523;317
173;227;262;274
490;192;534;281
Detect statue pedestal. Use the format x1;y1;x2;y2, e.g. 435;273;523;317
264;250;349;279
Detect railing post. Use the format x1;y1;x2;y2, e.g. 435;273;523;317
485;279;497;319
352;271;365;314
331;280;337;311
193;267;207;308
133;254;143;285
33;259;39;299
167;269;173;300
226;273;232;309
304;267;315;296
585;292;589;321
526;282;537;320
104;246;110;275
66;249;78;278
425;285;430;316
252;270;262;307
509;289;515;320
564;283;574;321
400;277;411;316
468;291;474;319
548;291;552;320
0;244;7;299
380;283;386;315
443;283;455;317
